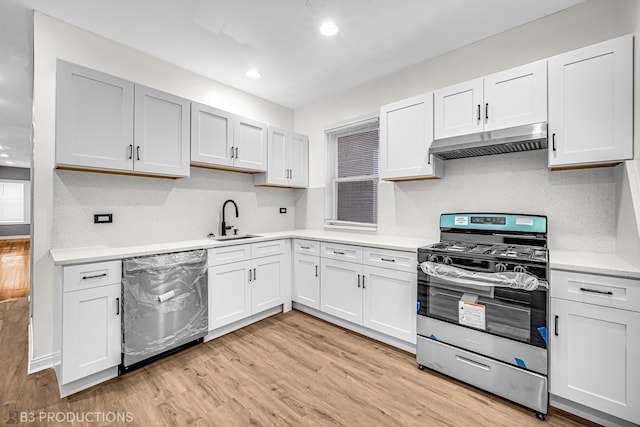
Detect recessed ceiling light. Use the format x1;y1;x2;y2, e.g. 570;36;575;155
319;21;339;37
245;69;262;79
5;161;13;164
0;153;8;158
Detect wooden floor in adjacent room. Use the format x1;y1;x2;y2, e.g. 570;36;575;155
1;298;596;426
0;238;30;301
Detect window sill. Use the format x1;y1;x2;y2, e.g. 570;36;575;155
324;224;378;233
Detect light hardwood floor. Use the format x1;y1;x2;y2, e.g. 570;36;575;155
0;238;30;301
1;299;596;426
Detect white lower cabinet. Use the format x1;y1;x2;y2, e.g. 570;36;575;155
320;258;363;324
550;270;640;425
208;241;285;330
363;265;416;343
309;242;417;344
209;260;252;330
61;261;122;385
293;252;320;310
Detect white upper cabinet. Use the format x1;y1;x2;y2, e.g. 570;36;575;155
190;104;268;173
56;60;190;177
254;127;309;188
134;85;190;177
548;35;633;168
234;116;268;172
288;132;309;188
484;61;547;131
434;61;547;139
379;93;444;181
434;78;484;139
56;60;134;172
191;102;234;168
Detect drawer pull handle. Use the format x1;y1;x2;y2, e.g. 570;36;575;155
381;258;395;262
249;269;252;282
82;273;107;280
116;297;120;315
333;251;345;255
315;265;318;277
357;274;361;288
455;355;490;371
579;287;613;295
362;275;365;289
300;245;311;250
253;268;257;280
554;315;559;336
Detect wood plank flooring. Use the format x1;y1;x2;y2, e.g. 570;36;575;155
1;298;596;426
0;239;30;301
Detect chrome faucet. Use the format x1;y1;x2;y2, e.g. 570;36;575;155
221;199;238;236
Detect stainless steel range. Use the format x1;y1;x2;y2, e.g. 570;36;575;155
416;213;548;420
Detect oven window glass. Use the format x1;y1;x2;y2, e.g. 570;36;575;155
427;286;532;343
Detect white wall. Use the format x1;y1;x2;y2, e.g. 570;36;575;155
294;0;638;251
32;13;295;361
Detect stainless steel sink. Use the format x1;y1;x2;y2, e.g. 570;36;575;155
209;234;262;241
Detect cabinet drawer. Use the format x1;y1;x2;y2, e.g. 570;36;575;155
294;239;320;255
252;239;285;258
208;244;251;266
321;242;363;263
363;247;417;273
63;260;121;293
550;270;640;312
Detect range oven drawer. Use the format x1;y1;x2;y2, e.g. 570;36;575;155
417;315;547;375
417;336;547;414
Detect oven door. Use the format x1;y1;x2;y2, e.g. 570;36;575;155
417;268;547;349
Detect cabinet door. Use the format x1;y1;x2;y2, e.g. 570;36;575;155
266;126;289;186
288;132;309;188
251;255;283;313
380;93;442;180
320;258;363;324
191;102;234;167
293;253;320;309
434;78;483;139
62;284;121;384
56;60;134;171
363;265;416;343
134;85;190;177
208;261;251;330
233;116;267;171
550;298;640;424
484;60;547;131
548;35;633;168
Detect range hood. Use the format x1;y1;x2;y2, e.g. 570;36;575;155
429;122;548;160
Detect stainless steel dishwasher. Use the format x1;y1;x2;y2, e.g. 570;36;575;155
121;249;208;372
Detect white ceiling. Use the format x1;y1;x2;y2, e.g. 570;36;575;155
1;0;585;169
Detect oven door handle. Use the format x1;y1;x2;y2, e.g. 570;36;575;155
420;261;544;292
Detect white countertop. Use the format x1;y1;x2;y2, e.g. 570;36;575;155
49;229;436;266
550;250;640;279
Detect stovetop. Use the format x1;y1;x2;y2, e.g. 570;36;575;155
421;240;548;264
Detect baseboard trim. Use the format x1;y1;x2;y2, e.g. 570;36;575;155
0;235;30;240
28;319;59;374
204;305;283;342
550;394;638;427
292;302;416;354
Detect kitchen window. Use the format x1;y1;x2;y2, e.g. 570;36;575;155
0;180;30;225
325;115;379;230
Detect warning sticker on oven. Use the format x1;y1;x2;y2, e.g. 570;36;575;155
516;217;534;226
454;216;469;226
458;301;486;330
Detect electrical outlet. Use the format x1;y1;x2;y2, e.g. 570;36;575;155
279;208;287;214
94;214;113;224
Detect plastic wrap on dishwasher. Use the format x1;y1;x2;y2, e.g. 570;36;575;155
122;249;208;359
420;261;545;291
